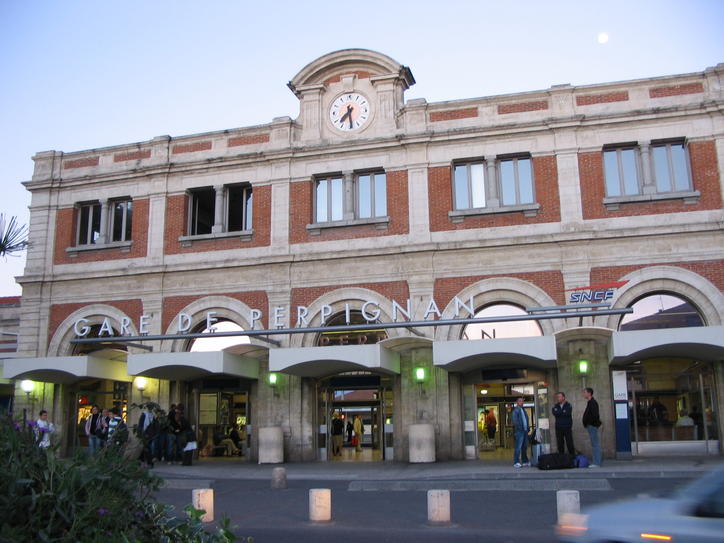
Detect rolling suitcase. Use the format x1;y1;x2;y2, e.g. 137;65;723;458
537;452;575;470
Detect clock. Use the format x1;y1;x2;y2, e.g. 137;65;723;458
329;92;370;131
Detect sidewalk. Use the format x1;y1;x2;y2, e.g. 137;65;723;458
151;455;723;485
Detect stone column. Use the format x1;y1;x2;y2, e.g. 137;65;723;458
409;423;436;463
640;141;655;194
485;156;499;207
258;426;284;463
342;170;355;220
97;199;109;244
212;185;224;233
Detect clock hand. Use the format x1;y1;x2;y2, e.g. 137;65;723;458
339;104;353;125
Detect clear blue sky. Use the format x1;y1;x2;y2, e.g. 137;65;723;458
1;0;722;296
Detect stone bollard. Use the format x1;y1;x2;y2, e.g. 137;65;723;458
409;423;436;463
309;488;332;523
258;426;284;464
192;488;214;523
427;489;451;525
556;490;580;522
271;466;287;489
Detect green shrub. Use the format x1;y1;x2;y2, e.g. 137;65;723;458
0;413;239;543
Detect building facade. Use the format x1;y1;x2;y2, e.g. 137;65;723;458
6;49;724;462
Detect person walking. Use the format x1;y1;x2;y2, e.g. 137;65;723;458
331;412;345;457
485;408;497;443
353;414;363;453
552;392;575;455
346;419;354;443
84;405;103;455
582;387;602;467
511;397;529;467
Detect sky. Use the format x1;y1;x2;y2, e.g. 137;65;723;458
1;0;722;296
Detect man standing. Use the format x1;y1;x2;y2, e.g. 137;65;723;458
353;414;363;452
511;397;529;468
331;412;345;457
552;392;575;455
582;387;602;467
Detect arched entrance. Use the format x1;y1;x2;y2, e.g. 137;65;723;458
613;292;720;454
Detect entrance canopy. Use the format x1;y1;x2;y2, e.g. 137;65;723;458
433;336;557;372
3;350;132;384
127;351;259;380
610;325;724;365
269;344;400;378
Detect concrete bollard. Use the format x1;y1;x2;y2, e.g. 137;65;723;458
556;490;580;522
309;488;332;523
192;488;214;523
427;489;451;525
258;426;284;464
409;423;436;463
271;466;287;489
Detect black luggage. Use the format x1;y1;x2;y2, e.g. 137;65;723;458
537;452;575;470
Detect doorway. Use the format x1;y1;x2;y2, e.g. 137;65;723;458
73;380;129;454
318;372;393;462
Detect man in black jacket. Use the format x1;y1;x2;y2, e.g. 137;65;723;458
552;392;575;455
582;387;602;467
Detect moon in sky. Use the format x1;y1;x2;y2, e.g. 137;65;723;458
597;32;609;44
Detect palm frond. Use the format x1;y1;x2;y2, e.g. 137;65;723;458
0;214;28;257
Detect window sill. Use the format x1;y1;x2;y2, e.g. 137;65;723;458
306;216;390;235
66;241;132;257
178;229;254;246
448;203;540;223
603;190;700;210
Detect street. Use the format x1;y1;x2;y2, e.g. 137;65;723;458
155;476;693;542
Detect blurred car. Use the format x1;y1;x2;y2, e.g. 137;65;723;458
557;463;724;542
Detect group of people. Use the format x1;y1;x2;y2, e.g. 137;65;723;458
133;403;195;466
82;405;128;452
512;387;603;468
330;413;364;456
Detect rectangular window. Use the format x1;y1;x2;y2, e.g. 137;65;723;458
604;146;640;197
453;162;485;210
499;156;534;206
110;199;133;242
315;176;343;222
227;184;253;231
77;202;101;245
652;141;691;193
189;188;215;236
357;172;387;218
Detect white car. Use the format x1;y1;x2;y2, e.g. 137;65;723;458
557;463;724;543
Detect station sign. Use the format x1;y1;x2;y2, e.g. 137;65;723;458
566;281;628;304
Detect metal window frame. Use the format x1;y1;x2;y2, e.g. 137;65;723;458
452;161;486;210
76;201;101;246
188;187;215;236
497;155;535;206
225;183;253;232
314;174;344;223
651;140;692;194
602;144;642;197
109;198;132;242
355;170;386;219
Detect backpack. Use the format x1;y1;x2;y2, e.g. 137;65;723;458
537;453;575;470
574;454;590;468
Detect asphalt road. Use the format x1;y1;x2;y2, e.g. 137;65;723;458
154;477;693;543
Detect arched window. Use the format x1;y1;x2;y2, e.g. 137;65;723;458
619;293;704;331
316;310;387;347
462;303;542;340
189;320;250;352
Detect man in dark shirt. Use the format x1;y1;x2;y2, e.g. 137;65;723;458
582;387;602;467
331;412;345;457
552;392;575;455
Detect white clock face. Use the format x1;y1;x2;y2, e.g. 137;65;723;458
329;92;370;131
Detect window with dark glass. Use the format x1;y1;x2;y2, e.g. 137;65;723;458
652;141;691;193
111;199;133;242
227;184;253;232
357;172;386;218
604;146;641;197
77;202;101;245
453;162;486;210
189;188;215;236
499;156;534;206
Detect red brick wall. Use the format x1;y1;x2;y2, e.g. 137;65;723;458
576;91;629;106
53;198;149;264
48;299;144;345
498;101;548;114
323;71;372;86
290;281;410;326
164;185;271;254
228;134;270;147
649;82;704;98
590;260;724;294
172;141;212;154
114;150;151;162
579;140;722;220
63;156;99;169
161;291;269;332
434;271;566;311
289;170;409;244
428;155;561;232
429;108;478;122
